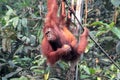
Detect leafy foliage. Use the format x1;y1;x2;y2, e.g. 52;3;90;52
0;0;120;80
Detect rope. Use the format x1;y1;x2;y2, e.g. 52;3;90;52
64;0;120;70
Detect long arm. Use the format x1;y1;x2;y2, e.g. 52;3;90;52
61;0;77;48
41;38;71;65
61;0;66;18
77;27;89;54
62;26;77;48
46;48;68;65
47;0;58;17
45;0;58;25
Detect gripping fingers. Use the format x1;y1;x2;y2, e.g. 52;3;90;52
63;44;71;52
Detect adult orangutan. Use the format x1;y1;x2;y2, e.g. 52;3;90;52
41;0;89;65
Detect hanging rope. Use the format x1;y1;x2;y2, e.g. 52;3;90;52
64;0;120;70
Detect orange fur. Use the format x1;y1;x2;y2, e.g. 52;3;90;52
41;0;89;65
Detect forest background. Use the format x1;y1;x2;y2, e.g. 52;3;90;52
0;0;120;80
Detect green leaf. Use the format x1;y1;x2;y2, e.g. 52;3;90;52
83;66;90;75
19;76;28;80
30;35;36;46
109;22;115;28
110;64;115;71
14;45;24;54
97;77;101;80
111;0;120;7
90;21;104;26
89;68;96;74
4;16;10;22
111;27;120;39
80;65;90;75
96;31;106;37
17;20;22;31
33;69;44;74
0;58;6;63
80;75;90;79
21;18;27;27
38;58;46;66
25;37;30;44
10;76;28;80
58;62;66;70
21;36;27;41
12;17;19;28
21;57;31;61
6;5;16;16
30;66;40;70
